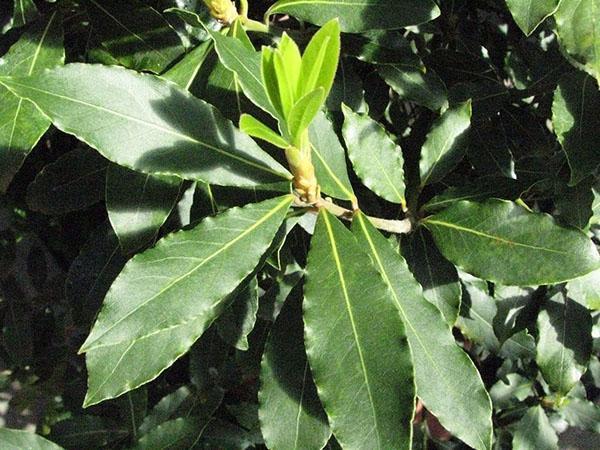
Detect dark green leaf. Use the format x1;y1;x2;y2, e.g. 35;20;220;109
1;64;291;187
352;213;493;450
161;40;212;90
138;386;194;435
0;428;64;450
536;291;593;394
378;64;447;111
505;0;559;36
81;195;292;406
258;292;331;450
266;0;441;33
567;269;600;310
424;200;600;285
106;164;182;253
305;210;414;449
0;11;63;192
4;0;38;32
512;406;558;450
216;277;259;351
131;417;209;450
50;415;128;449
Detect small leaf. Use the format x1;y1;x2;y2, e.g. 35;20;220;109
81;195;293;406
420;101;472;186
342;105;405;205
505;0;559;36
106;164;182;253
287;87;324;141
552;71;600;185
240;114;289;148
1;64;291;187
424;200;600;285
0;428;64;450
512;406;558;450
259;292;331;450
305;210;414;449
536;291;593;395
266;0;440;33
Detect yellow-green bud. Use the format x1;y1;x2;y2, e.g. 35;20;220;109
203;0;238;24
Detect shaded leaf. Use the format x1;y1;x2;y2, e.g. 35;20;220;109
4;0;38;32
131;417;209;450
216;277;259;351
161;40;212;90
567;269;600;310
50;415;127;449
378;64;447;111
0;428;64;450
512;406;558;450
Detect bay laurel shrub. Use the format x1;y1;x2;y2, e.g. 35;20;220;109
0;0;599;449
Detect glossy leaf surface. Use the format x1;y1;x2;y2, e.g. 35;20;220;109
505;0;559;36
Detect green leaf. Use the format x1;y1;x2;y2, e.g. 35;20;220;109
287;87;324;141
274;33;303;118
536;291;593;395
560;398;600;433
512;406;558;450
567;269;600;310
555;0;600;82
80;195;293;406
26;147;108;215
305;210;414;449
266;0;441;33
378;64;448;111
138;386;193;435
309;111;355;202
420;101;472;186
209;30;279;119
0;428;64;450
216;277;259;351
424;200;600;286
240;114;289;149
401;228;461;325
258;292;331;450
161;40;212;90
342;105;405;206
505;0;559;36
0;10;64;192
1;64;291;187
85;0;184;74
352;213;493;450
4;0;38;32
132;417;209;450
106;164;182;253
298;19;340;101
50;415;128;449
552;71;600;185
489;373;534;410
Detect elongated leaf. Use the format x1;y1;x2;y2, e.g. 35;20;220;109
287;87;324;141
26;147;108;215
378;64;447;111
50;415;128;449
106;164;182;253
552;71;600;185
132;417;209;450
536;292;592;394
342;105;405;205
424;200;600;286
305;210;414;449
512;406;558;450
161;40;212;90
0;428;64;450
216;277;259;351
420;101;471;186
505;0;559;36
259;292;331;450
85;0;184;74
567;269;600;310
401;228;461;325
554;0;600;82
1;64;291;187
81;195;293;406
309;111;355;201
266;0;440;33
352;213;493;450
240;114;289;149
0;11;63;192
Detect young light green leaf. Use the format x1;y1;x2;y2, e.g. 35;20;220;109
567;269;600;310
0;10;64;192
536;292;593;395
298;19;340;101
420;101;472;186
261;46;284;119
259;292;331;450
554;0;600;83
1;64;291;187
85;0;184;74
342;105;405;206
305;210;414;449
552;71;600;185
266;0;440;33
273;34;303;118
424;200;600;286
106;164;182;254
309;111;355;202
287;87;324;141
240;114;289;148
161;40;212;90
512;406;558;450
505;0;559;36
81;195;293;406
352;213;493;450
401;228;461;325
0;428;64;450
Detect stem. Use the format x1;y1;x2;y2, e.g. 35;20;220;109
239;0;248;17
243;18;270;33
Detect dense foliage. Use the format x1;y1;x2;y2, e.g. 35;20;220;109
1;0;599;449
